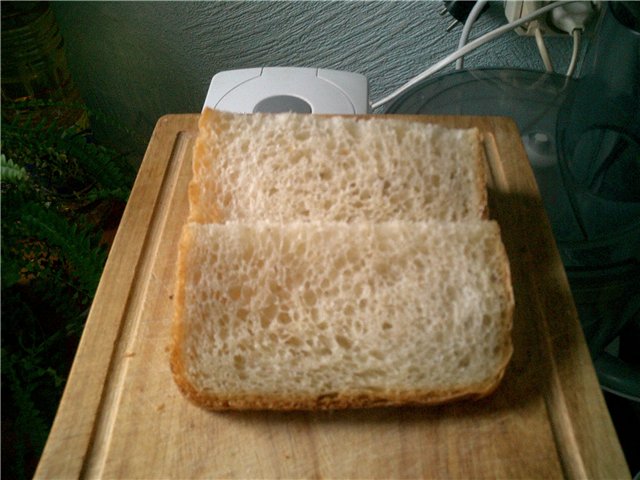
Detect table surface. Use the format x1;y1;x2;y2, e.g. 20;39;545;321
35;114;629;479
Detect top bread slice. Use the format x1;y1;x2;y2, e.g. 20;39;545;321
188;109;487;223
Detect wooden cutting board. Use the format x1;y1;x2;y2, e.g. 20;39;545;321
35;114;629;479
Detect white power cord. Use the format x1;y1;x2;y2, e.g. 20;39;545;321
534;25;554;73
549;1;596;76
455;0;489;70
566;28;582;77
371;0;579;110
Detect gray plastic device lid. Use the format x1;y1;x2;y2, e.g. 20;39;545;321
203;67;369;114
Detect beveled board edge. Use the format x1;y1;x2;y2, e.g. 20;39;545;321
34;115;199;479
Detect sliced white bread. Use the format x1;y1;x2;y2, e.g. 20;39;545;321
188;109;487;224
171;221;514;410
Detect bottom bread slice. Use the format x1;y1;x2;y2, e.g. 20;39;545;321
171;221;514;410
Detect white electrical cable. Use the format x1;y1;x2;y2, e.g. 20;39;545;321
455;0;489;70
371;0;577;111
534;25;554;73
566;29;581;77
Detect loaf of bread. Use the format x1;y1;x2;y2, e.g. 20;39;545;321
188;109;487;224
171;110;513;410
171;221;514;410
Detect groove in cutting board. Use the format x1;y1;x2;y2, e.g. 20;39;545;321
83;131;196;478
481;132;507;191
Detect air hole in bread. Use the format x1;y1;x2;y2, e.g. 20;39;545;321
278;311;291;325
319;169;332;181
242;245;254;262
285;336;303;347
241;286;253;300
285;271;304;291
334;256;347;272
370;350;385;361
458;354;471;368
294;130;310;142
303;289;317;307
290;151;305;165
445;286;456;302
463;315;474;330
233;354;245;370
260;304;278;328
335;335;352;350
229;286;241;301
433;329;444;342
294;242;306;257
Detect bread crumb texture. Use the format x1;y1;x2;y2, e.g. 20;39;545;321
189;111;485;223
177;222;513;400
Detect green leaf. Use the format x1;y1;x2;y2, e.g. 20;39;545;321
0;154;29;183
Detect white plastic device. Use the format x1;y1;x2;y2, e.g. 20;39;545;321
504;0;599;35
203;67;369;114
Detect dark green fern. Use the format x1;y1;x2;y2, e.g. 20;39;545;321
1;100;136;480
2;102;136;203
18;202;107;295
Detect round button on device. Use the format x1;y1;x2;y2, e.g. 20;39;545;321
253;95;312;113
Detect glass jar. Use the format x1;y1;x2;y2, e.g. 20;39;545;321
1;1;88;128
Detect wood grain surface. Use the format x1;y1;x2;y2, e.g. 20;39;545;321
35;114;629;479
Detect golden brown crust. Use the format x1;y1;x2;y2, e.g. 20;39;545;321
472;128;489;220
495;222;515;378
170;363;510;411
187;110;226;224
169;225;192;401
